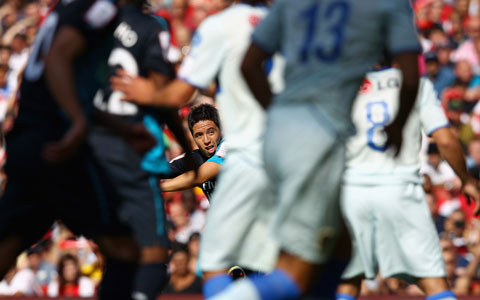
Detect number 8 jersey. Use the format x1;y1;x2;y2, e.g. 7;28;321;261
252;0;421;137
344;68;450;185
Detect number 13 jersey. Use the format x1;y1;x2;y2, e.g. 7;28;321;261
344;68;449;185
252;0;421;137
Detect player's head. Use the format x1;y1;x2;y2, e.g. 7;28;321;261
188;104;222;158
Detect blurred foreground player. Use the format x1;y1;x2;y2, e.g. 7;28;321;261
163;104;224;200
89;5;196;300
111;0;281;297
210;1;422;299
0;0;141;299
336;67;480;300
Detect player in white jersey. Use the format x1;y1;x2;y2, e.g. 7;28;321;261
209;1;422;300
110;0;280;298
337;66;480;300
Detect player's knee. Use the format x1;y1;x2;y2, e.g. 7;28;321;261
97;235;140;263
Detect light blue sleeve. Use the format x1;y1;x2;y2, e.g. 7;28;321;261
207;140;226;165
384;0;422;55
251;0;285;54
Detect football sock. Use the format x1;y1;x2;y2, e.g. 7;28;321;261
309;259;350;299
251;269;301;300
426;290;457;300
208;269;300;300
132;263;168;300
336;293;356;300
98;257;137;300
203;274;233;299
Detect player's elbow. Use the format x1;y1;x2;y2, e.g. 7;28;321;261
433;128;457;150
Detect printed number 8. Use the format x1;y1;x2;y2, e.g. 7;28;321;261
366;101;390;151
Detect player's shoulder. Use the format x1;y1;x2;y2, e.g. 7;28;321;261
359;67;401;95
58;0;117;30
214;139;227;158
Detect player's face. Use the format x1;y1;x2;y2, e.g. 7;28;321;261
192;120;221;158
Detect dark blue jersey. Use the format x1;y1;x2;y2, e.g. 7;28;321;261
91;6;175;175
93;4;174;122
17;0;119;126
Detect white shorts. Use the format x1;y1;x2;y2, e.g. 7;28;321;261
199;152;279;273
263;104;345;264
341;182;446;282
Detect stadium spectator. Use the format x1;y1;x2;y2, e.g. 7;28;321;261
0;265;42;296
47;253;95;297
164;247;202;294
451;17;480;74
187;232;200;275
169;200;199;244
26;242;56;294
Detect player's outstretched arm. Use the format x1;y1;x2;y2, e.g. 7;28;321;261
43;26;88;163
111;69;196;108
241;43;273;109
161;161;220;192
384;53;419;156
433;127;480;215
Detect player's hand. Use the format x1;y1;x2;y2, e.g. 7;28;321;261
124;123;156;155
110;69;155;105
462;178;480;216
43;117;87;163
384;122;403;157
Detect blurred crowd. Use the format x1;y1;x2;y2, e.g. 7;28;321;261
3;0;480;297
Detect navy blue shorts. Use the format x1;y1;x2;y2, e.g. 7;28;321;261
90;128;169;248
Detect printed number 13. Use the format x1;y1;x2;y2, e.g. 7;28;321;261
299;1;350;63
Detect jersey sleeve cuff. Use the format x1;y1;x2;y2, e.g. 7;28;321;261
388;46;423;57
251;34;276;55
427;123;450;137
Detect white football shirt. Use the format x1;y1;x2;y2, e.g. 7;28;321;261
252;0;421;136
344;68;449;185
179;3;282;161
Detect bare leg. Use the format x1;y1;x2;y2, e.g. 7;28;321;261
337;276;363;299
416;277;451;296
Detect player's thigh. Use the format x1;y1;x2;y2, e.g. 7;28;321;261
373;184;445;281
89;133;169;248
264;104;345;264
340;184;378;280
200;155;277;272
58;153;132;241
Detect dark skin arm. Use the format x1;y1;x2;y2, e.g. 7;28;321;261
241;43;273;109
432;127;480;215
384;53;419;156
43;26;88;163
161;161;220;191
110;69;196;107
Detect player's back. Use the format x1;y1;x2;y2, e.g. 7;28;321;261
345;68;449;185
254;0;420;136
179;4;274;159
18;0;117;126
93;5;173;122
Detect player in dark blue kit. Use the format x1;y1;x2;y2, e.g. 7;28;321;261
89;4;195;300
0;0;145;299
165;104;223;200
